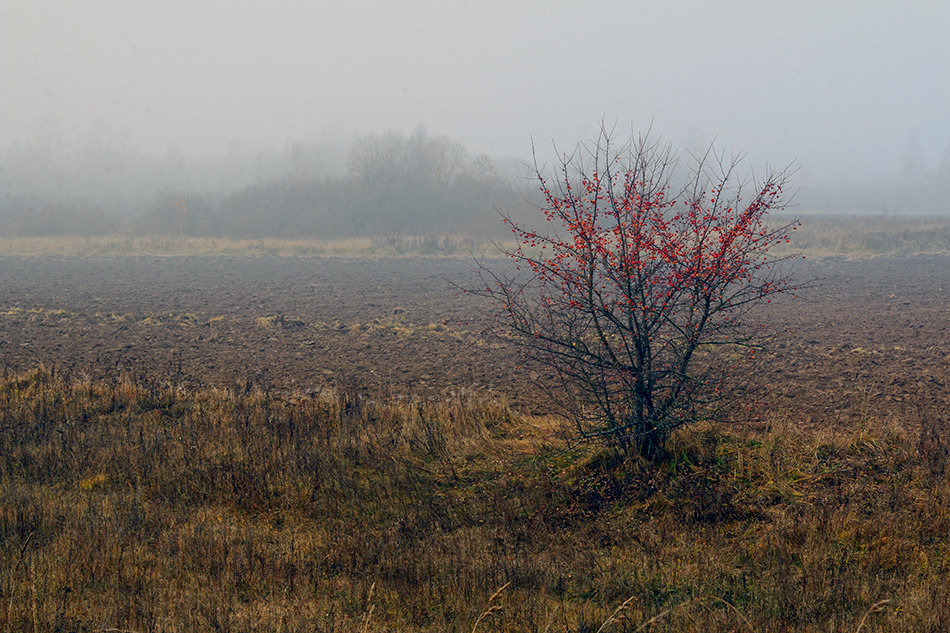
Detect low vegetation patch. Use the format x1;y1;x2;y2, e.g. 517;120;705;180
0;367;948;631
0;234;502;259
769;213;950;258
0;215;949;260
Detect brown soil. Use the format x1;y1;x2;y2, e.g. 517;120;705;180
1;254;947;423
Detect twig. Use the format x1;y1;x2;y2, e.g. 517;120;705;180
596;596;637;633
854;599;892;633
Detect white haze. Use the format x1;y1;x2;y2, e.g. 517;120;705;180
2;0;949;212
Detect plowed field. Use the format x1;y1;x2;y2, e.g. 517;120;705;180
1;254;947;423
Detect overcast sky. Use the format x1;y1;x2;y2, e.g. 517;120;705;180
3;0;949;186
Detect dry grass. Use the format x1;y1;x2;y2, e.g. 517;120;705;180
769;213;950;258
1;366;949;632
0;234;501;259
0;216;948;260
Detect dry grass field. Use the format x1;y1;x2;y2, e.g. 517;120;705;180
1;215;949;632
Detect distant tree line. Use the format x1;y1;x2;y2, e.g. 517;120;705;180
0;128;531;238
5;128;948;238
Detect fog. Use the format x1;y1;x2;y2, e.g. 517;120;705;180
2;0;949;235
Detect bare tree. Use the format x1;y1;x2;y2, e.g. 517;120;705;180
475;126;801;460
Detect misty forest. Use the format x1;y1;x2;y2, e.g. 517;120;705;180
4;126;950;239
0;128;535;237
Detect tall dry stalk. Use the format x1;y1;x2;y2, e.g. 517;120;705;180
470;582;509;633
